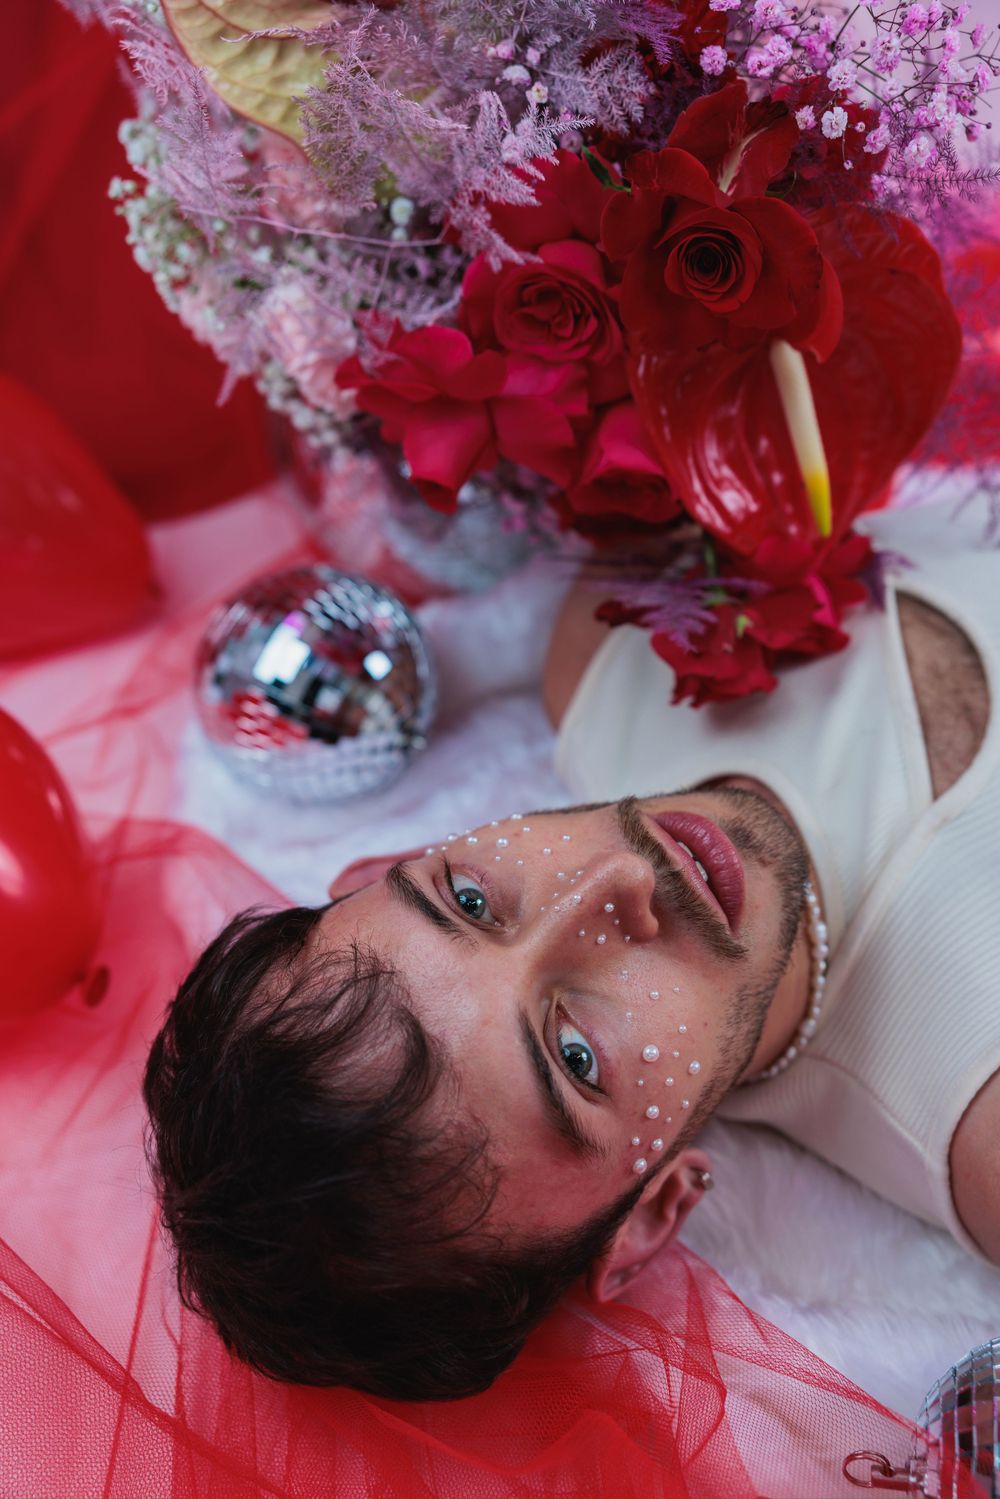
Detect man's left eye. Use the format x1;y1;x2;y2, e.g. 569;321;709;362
447;869;494;923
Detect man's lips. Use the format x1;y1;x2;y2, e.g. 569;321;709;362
647;811;746;932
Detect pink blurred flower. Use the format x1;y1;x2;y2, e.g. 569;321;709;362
259;278;358;418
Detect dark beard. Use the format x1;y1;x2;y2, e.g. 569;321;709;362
700;785;810;1082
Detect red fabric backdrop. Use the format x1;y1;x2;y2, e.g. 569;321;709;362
0;0;275;519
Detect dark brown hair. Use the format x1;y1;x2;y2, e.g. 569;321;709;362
143;904;641;1400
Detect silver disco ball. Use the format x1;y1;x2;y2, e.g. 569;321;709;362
194;566;436;803
845;1340;1000;1496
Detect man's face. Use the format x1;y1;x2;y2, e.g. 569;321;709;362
314;788;807;1239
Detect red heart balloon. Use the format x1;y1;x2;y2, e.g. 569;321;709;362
631;207;962;556
0;374;155;657
0;708;101;1020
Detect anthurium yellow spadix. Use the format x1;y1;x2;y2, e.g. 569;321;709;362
768;338;832;539
162;0;330;146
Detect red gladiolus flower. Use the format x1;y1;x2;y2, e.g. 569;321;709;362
630;206;963;555
564;401;681;525
336;323;585;509
602;82;843;360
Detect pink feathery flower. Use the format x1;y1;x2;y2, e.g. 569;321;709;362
970;22;986;48
709;0;741;12
795;105;816;128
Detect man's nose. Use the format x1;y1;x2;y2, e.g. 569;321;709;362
548;850;661;946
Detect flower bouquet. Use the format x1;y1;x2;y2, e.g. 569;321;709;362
72;0;998;702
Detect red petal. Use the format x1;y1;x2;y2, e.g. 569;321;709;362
666;82;799;199
725;197;824;333
400;399;496;507
601;189;668;262
627;148;721;205
488;150;614;250
491;395;577;485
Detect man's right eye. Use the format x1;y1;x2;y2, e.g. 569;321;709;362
445;864;495;924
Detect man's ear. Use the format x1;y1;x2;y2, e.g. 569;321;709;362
585;1147;714;1303
327;848;426;900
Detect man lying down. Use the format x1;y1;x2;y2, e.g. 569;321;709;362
143;496;999;1401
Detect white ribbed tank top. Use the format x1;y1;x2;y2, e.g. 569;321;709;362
554;495;1000;1259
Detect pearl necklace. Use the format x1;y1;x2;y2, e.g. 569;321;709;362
740;879;829;1086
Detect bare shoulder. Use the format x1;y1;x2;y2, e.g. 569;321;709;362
542;577;613;729
949;1071;1000;1266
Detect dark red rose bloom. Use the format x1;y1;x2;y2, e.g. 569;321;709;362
602;82;843;360
564;401;681;525
629;204;962;555
336;323;585;510
602;82;845;359
461;241;623;366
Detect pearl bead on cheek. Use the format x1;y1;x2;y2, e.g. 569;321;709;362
642;1044;659;1062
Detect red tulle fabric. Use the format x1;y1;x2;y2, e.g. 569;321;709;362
0;497;979;1499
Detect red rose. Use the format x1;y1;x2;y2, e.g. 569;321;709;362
565;401;681;525
602;82;843;360
462;241;623;368
336;323;584;509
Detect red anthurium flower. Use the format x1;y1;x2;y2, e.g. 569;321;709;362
336;323;584;509
602;82;843;360
564;400;682;525
630;206;963;555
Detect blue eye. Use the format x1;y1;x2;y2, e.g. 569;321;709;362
556;1017;600;1088
446;866;494;923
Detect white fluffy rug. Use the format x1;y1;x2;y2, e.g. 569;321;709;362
8;482;1000;1427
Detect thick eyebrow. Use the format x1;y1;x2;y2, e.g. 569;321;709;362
518;1011;609;1163
386;862;605;1160
385;860;476;947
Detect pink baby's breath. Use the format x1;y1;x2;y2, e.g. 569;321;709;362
795;105;816;129
700;45;729;76
827;59;857;91
821;107;849;139
751;0;786;26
